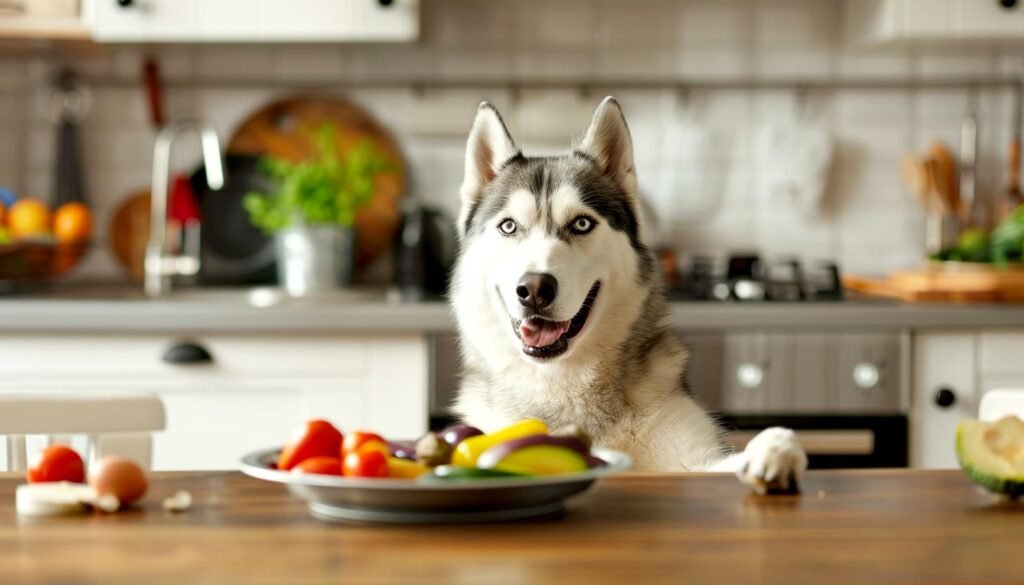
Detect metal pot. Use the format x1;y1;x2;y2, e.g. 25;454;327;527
274;226;355;296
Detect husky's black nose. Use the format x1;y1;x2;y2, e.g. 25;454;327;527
516;272;558;311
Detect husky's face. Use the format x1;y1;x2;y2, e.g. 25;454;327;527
453;97;653;364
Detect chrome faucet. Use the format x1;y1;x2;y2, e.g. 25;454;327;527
145;121;225;297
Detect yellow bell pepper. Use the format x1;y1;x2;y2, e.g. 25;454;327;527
451;419;549;467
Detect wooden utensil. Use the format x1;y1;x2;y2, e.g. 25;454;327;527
227;96;407;271
107;191;150;282
928;142;959;214
997;87;1023;221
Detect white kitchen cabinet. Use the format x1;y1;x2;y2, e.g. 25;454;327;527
911;332;977;469
912;329;1024;468
956;0;1024;35
0;333;429;470
87;0;419;42
846;0;1024;46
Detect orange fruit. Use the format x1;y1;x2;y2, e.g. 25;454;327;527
53;202;92;243
8;198;51;239
0;202;6;226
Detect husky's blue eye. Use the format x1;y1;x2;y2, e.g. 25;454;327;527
499;219;518;235
569;216;596;235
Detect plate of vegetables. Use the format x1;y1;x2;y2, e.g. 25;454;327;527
240;418;631;524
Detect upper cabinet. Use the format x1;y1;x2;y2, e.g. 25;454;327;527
846;0;1024;47
87;0;419;43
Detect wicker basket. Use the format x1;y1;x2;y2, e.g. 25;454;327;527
0;241;89;284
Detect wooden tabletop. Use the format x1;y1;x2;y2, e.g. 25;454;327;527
1;470;1021;585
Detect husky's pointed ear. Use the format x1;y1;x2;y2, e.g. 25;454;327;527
460;102;517;212
578;97;636;196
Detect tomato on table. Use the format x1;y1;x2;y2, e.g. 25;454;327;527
277;420;343;471
342;431;387;457
291;456;343;476
27;445;85;484
343;449;389;478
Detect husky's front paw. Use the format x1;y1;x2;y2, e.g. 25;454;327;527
736;427;807;495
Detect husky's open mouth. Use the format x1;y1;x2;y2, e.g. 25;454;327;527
512;282;601;359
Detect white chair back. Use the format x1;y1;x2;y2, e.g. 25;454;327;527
0;391;165;471
979;388;1024;422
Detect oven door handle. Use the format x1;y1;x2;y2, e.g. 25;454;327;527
727;429;875;456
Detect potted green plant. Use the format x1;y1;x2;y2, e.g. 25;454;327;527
243;125;391;295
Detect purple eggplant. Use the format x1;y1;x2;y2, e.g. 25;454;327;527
440;424;484;448
387;440;418;461
476;434;592;474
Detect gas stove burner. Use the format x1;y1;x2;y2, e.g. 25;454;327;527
673;254;844;303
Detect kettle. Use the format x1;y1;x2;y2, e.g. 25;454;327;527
394;202;455;301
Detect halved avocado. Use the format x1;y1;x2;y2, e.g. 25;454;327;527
956;416;1024;498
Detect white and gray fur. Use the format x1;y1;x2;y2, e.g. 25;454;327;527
450;97;806;485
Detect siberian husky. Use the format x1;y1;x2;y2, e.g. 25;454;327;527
450;97;807;490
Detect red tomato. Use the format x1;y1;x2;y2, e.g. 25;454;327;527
343;449;389;478
291;456;343;476
27;445;85;484
277;420;343;471
342;431;386;456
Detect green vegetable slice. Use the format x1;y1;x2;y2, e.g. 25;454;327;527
957;416;1024;497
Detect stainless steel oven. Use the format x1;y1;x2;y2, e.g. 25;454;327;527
684;332;910;468
429;330;910;469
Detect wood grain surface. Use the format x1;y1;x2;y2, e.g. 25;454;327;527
1;470;1021;585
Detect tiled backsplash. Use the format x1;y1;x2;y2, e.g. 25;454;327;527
2;0;1023;282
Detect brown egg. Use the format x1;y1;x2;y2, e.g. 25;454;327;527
88;456;148;508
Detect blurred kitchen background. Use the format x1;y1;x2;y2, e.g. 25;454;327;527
3;0;1024;473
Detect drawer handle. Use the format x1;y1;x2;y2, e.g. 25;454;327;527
163;341;213;365
1000;0;1018;9
934;387;957;409
116;0;133;7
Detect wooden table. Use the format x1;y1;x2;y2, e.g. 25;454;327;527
1;470;1021;585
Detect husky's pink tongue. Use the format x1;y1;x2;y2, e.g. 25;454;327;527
519;318;569;348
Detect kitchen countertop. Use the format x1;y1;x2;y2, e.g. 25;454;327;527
1;470;1019;585
4;285;1024;332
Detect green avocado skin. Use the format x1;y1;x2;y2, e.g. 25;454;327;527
959;460;1024;498
956;432;1024;498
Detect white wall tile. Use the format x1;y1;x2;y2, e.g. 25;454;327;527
915;55;996;77
681;0;749;46
679;48;752;79
756;48;835;79
602;0;684;50
196;47;272;79
515;0;596;49
270;47;347;80
755;0;838;49
436;0;514;49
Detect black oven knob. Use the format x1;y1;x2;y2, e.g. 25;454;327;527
934;387;957;409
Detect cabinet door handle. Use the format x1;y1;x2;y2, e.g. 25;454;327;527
163;341;213;365
934;387;957;409
1000;0;1018;9
116;0;134;7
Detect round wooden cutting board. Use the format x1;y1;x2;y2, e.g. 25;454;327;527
227;96;407;271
